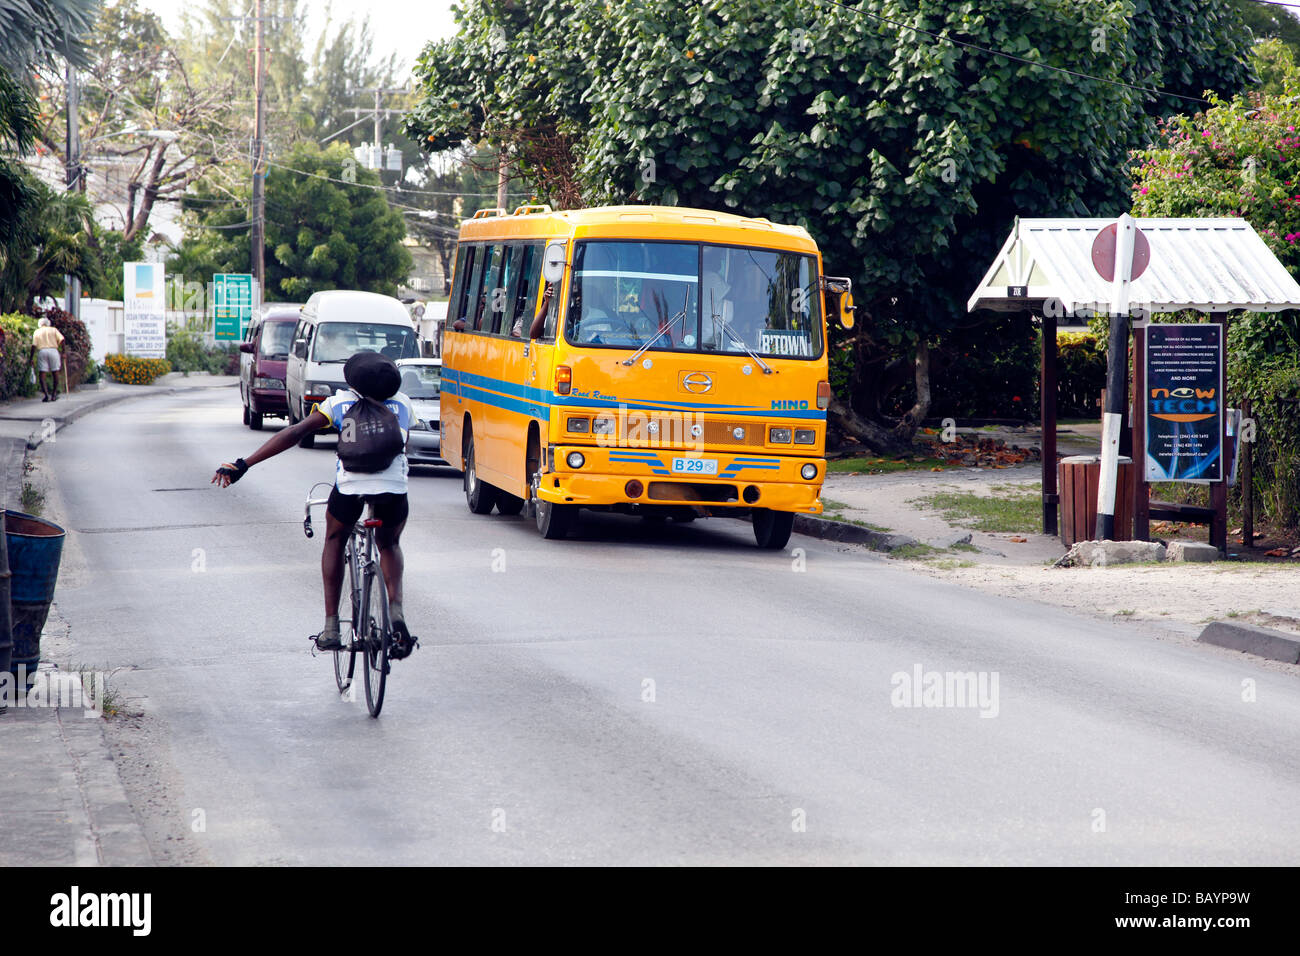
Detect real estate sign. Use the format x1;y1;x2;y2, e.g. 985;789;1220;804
123;262;166;358
213;273;254;341
1144;323;1224;482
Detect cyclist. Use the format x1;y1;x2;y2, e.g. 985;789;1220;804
212;351;418;658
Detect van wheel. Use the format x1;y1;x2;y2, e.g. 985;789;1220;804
249;410;264;430
242;403;250;426
464;435;497;514
752;509;794;549
296;403;316;448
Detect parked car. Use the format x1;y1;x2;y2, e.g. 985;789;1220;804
238;304;302;430
397;358;448;467
285;290;419;448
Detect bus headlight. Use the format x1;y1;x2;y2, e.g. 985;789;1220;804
794;429;816;444
801;463;818;480
592;417;616;435
567;451;586;469
566;417;590;433
769;427;792;443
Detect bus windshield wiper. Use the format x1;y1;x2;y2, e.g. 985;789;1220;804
711;291;774;374
622;291;690;367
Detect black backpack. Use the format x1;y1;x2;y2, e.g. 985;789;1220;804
337;394;404;473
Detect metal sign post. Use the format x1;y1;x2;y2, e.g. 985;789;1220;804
1093;214;1146;540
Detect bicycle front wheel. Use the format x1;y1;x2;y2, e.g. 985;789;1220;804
334;541;361;694
362;556;390;718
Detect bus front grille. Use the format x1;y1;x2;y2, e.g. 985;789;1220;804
646;482;739;503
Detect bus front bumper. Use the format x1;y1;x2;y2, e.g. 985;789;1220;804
535;445;825;513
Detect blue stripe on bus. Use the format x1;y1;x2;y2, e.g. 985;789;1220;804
443;365;827;420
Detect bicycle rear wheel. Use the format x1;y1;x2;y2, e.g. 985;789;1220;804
362;556;390;718
334;540;361;694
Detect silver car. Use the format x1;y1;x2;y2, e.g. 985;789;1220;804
397;358;449;467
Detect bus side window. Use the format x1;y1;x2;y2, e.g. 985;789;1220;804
448;244;472;326
487;244;515;335
542;277;561;341
454;244;482;327
473;245;502;332
508;243;540;338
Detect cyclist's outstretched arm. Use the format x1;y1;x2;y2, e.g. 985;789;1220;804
212;410;331;487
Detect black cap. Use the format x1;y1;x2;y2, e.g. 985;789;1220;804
343;351;400;400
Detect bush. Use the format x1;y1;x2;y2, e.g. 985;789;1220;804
1056;331;1106;418
0;313;38;401
36;306;92;390
166;323;241;375
103;353;171;385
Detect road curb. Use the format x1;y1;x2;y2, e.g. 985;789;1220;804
1197;620;1300;664
56;708;156;866
793;513;919;552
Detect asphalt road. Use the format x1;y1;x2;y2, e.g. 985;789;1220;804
42;387;1300;864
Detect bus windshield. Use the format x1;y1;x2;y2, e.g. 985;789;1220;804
564;240;822;359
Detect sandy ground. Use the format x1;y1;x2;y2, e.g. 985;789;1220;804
822;454;1300;641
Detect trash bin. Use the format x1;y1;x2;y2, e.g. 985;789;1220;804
1058;455;1133;547
5;510;65;685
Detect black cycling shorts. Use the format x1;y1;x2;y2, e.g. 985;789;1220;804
327;487;409;535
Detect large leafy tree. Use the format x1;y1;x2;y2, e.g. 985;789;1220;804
170;141;412;299
0;177;101;311
1131;66;1300;529
35;0;240;243
407;0;1254;445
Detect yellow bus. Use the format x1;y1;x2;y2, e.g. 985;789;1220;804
439;204;854;549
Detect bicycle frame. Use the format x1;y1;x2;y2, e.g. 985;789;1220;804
304;484;391;716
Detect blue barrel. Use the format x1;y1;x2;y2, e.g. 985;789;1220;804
5;510;65;682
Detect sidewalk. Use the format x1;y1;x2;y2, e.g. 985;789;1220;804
802;424;1300;644
1;373;234;866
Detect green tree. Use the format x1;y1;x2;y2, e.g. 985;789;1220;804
1231;0;1300;62
1131;68;1300;528
170;141;412;298
0;176;102;312
407;1;1254;444
0;0;97;76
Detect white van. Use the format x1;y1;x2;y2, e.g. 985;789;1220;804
285;290;419;447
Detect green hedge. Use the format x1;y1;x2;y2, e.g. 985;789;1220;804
0;313;38;400
166;322;240;375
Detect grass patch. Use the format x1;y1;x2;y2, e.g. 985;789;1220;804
950;542;979;553
822;498;849;511
20;481;45;515
73;666;131;718
914;485;1042;534
821;512;892;532
827;456;950;474
889;543;940;560
933;558;977;570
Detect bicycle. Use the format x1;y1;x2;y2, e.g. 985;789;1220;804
303;482;394;718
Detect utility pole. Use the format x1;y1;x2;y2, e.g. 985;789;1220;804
250;0;266;295
64;62;81;318
345;88;407;173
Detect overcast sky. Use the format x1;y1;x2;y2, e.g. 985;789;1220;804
140;0;461;77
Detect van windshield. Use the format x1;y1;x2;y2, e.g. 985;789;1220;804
311;323;418;363
259;321;297;358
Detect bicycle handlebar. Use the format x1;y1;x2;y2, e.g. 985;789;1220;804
303;494;330;539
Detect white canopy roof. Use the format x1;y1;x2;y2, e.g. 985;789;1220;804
967;217;1300;315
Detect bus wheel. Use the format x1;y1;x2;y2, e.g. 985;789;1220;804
496;493;525;516
535;497;574;540
752;509;794;549
464;434;498;514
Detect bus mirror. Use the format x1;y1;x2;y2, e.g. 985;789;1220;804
840;292;855;329
542;241;567;285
